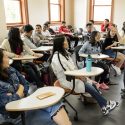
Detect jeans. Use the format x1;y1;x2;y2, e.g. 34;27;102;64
85;83;107;108
92;61;109;83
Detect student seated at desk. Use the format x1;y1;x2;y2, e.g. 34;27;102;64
44;21;56;35
101;19;111;32
79;31;109;90
89;20;97;31
0;49;71;125
83;23;93;41
1;27;44;88
22;24;50;62
33;24;49;47
21;24;37;49
102;25;125;75
42;24;52;38
59;21;79;48
50;35;119;116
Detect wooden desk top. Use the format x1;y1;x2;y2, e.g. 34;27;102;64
64;67;104;77
6;87;64;111
12;55;39;60
32;46;53;52
79;54;109;59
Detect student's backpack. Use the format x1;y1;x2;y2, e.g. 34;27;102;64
40;62;57;86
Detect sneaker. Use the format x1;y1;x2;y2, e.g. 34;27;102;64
101;106;109;115
106;100;119;112
100;83;109;90
111;64;121;75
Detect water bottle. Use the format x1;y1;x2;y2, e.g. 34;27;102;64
86;54;92;72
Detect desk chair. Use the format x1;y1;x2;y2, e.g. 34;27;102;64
74;45;83;68
54;80;96;121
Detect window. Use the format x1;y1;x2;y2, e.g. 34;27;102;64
89;0;114;24
48;0;65;23
4;0;29;27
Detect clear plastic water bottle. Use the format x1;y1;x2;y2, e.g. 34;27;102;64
86;54;92;72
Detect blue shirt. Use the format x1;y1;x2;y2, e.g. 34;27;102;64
0;67;29;114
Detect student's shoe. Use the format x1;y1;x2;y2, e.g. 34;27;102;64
106;100;119;112
100;83;109;90
111;64;121;75
101;106;109;116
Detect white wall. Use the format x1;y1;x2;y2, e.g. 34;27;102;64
27;0;74;27
74;0;88;29
65;0;74;25
0;0;7;44
27;0;49;27
113;0;125;30
94;0;125;31
73;0;125;31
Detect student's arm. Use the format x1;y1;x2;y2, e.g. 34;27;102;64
22;38;37;49
79;42;89;54
23;43;35;56
1;40;20;58
102;39;116;50
0;86;20;107
15;69;29;95
59;26;65;34
119;30;124;37
33;35;41;44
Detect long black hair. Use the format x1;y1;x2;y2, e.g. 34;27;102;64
89;31;100;46
0;49;9;81
49;35;69;63
8;27;24;54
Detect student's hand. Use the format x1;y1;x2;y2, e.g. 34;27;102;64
33;53;43;58
16;84;24;98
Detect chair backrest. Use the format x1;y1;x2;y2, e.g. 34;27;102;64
74;45;83;62
74;45;83;68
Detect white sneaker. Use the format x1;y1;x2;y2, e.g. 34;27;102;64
106;100;119;111
111;64;121;75
101;106;109;115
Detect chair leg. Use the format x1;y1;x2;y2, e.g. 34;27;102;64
63;105;69;114
63;98;78;121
